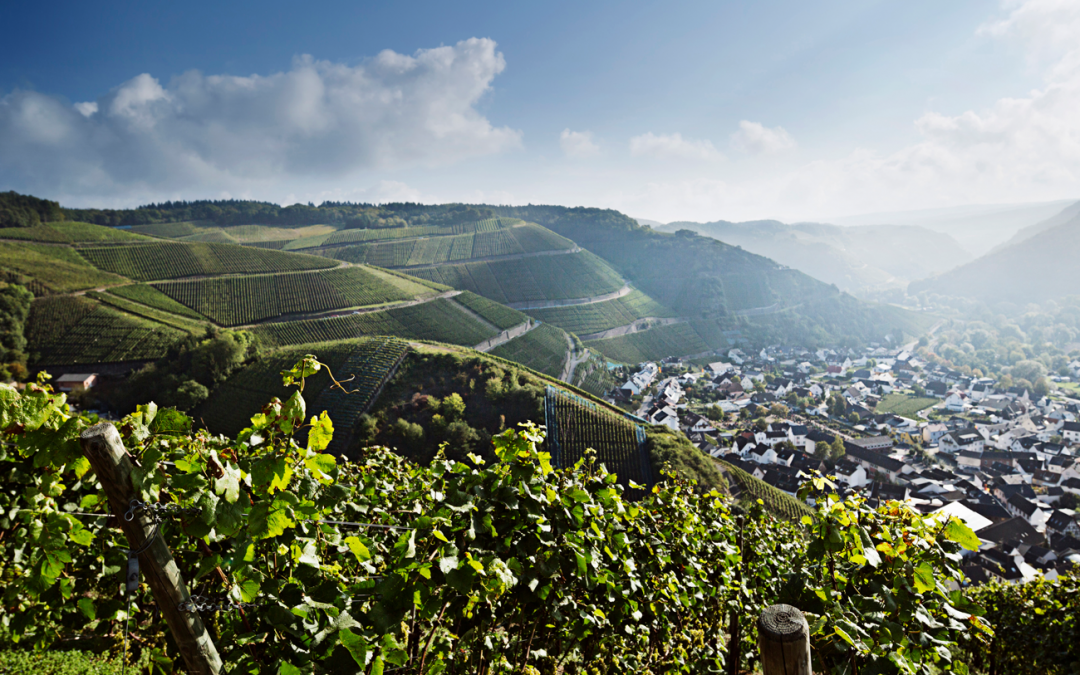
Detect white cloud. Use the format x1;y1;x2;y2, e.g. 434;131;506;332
0;38;521;201
618;0;1080;222
559;128;600;158
629;132;723;161
730;120;796;155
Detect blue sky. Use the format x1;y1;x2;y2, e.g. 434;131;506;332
2;0;1077;221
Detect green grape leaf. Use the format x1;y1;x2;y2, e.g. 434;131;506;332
307;412;334;452
943;517;981;551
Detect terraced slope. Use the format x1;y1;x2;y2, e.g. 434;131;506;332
409;250;624;305
79;241;336;281
153;266;423;326
249;297;498;349
584;322;717;363
526;290;676;336
313;224;574;267
489;323;570;377
451;291;529;330
195;337;409;441
26;295;187;365
544;386;654;499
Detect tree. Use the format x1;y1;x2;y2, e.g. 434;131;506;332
1033;376;1052;398
769;403;790;418
829;436;846;461
440;392;466;421
827;393;847;417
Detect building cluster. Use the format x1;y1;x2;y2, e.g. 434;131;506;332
613;342;1080;585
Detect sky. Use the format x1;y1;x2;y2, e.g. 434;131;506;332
1;0;1078;222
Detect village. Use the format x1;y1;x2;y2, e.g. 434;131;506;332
607;342;1080;587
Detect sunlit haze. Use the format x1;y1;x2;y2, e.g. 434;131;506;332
1;0;1078;221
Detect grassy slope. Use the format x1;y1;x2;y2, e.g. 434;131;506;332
488;323;569;377
0;241;125;292
584;322;714;363
526;289;676;335
492;206;932;347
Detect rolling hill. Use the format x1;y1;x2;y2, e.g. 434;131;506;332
488;205;931;354
908;203;1080;306
654;219;970;294
0;217;576;382
3;194;932;390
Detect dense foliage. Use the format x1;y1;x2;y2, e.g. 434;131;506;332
915;297;1080;392
0;282;33;380
115;329;258;412
0;355;994;674
63;198;497;230
960;573;1080;675
0;191;64;227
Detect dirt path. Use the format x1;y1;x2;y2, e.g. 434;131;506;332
578;316;685;342
507;283;633;311
560;335;590;383
474;320;537;353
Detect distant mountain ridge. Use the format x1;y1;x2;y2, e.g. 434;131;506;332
827;200;1075;256
987;200;1080;254
908;201;1080;305
651;218;969;294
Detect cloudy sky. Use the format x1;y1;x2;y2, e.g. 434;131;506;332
1;0;1078;222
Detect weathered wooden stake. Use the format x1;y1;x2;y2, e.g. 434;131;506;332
80;422;223;675
758;604;812;675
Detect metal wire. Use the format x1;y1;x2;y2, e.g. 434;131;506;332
125;499;202;524
177;595;262;613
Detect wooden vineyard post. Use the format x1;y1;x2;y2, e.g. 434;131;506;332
80;422;224;675
757;604;812;675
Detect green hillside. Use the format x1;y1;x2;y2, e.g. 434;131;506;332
26;295;187;365
408;250;624;305
585;321;715;363
526;289;676;336
79;241;336;281
0;241;125;292
488;323;571;377
152;266;426;326
491;205;931;346
658;218;971;294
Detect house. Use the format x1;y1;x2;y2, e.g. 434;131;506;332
1006;493;1049;527
980;517;1045;547
939;429;985;455
648;405;680;432
833;460;869;488
55;373;98;392
1060;421;1080;444
844;442;907;482
944;391;967;412
923;423;948;445
1046;510;1080;538
847;436;893;452
748;445;778;465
